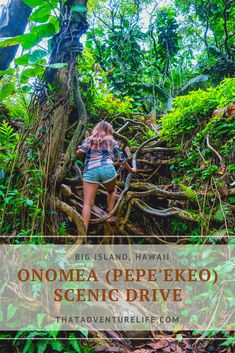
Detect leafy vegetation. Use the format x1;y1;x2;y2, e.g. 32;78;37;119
160;78;235;142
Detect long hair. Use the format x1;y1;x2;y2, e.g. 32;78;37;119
87;121;114;149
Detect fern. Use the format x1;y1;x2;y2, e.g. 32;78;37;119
51;340;63;352
69;333;82;352
0;120;16;142
37;341;49;353
179;183;198;201
22;340;33;353
213;203;230;222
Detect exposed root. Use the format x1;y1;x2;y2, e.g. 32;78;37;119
206;135;226;172
129;182;187;200
133;199;201;223
55;197;86;237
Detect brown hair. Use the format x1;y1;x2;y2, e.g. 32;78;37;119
87;120;114;149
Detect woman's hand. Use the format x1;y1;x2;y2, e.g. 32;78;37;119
76;149;85;158
123;161;137;174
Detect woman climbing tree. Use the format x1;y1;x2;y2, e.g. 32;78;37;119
76;120;137;232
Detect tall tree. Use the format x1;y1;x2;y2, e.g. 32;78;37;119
0;0;89;235
174;0;235;81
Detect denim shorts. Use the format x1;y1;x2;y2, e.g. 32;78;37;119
83;165;117;184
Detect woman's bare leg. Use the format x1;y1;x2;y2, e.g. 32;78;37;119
108;191;116;213
82;181;99;232
103;178;117;219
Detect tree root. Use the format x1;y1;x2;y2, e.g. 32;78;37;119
57;72;88;183
129;182;187;200
130;146;175;153
64;163;82;186
206;135;226;172
55;197;86;236
136;158;174;165
133;199;200;223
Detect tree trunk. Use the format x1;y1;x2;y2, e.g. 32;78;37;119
21;0;89;235
0;0;31;71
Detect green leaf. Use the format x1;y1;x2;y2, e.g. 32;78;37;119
179;183;198;201
38;341;48;353
23;0;44;7
16;33;38;50
29;49;47;64
30;6;51;22
28;346;34;353
228;196;235;204
25;199;34;207
1;24;55;50
22;85;32;93
0;333;12;338
22;340;33;353
0;68;15;76
0;83;15;100
76;159;83;166
69;335;81;353
0;33;34;51
20;68;38;83
214;203;230;222
15;54;31;65
72;5;87;13
94;28;104;36
48;15;60;32
0;37;20;48
23;0;58;8
45;63;67;69
51;340;63;352
31;23;56;40
221;337;235;346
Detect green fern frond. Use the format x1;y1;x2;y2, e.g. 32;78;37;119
69;333;82;352
179;183;198;201
213;203;230;222
0;120;16;141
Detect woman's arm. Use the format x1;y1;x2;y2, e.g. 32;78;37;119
76;139;90;159
123;161;137;173
113;140;137;173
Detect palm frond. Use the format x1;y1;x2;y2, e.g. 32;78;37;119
179;75;209;93
208;45;225;58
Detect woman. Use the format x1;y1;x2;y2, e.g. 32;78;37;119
76;120;136;232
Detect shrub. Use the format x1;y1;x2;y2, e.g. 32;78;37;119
160;78;235;143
